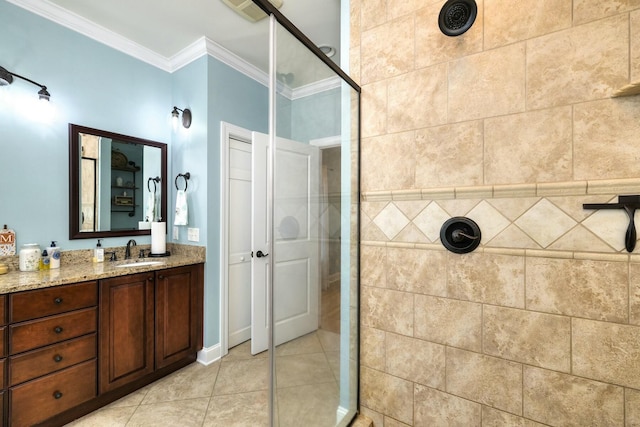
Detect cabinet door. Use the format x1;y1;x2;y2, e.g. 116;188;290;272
99;273;154;393
155;264;203;369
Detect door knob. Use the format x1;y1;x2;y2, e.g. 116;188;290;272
256;250;269;258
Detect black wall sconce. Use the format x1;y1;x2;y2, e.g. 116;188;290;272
171;106;192;129
0;65;51;101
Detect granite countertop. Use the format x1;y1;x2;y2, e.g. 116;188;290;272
0;244;206;295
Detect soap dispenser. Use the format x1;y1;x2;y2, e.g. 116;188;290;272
94;239;104;263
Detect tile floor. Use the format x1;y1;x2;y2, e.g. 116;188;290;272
66;329;341;427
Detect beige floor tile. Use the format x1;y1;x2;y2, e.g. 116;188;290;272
214;357;269;395
203;390;269;427
141;361;220;404
318;329;340;352
126;398;209;427
277;382;339;427
276;352;336;388
276;331;323;356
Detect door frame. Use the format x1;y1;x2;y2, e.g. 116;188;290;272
219;121;253;358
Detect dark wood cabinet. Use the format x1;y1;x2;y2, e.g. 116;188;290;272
0;263;203;426
155;264;203;369
98;272;155;394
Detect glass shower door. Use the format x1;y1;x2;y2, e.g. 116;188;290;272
267;14;360;427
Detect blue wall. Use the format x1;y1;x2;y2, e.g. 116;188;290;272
0;0;269;349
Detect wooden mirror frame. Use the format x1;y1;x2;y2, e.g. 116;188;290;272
68;123;168;239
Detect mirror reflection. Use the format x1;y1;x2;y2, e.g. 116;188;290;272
69;124;167;239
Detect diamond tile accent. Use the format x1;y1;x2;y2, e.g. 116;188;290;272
548;224;615;252
467;201;511;243
582;209;629;252
373;203;410;240
413;202;451;242
514;199;577;247
487;224;541;249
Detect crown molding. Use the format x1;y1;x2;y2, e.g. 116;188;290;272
8;0;341;98
7;0;172;71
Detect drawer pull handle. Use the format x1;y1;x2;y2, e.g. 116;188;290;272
54;297;63;304
148;277;153;282
158;275;164;280
53;391;63;399
54;354;63;363
54;326;63;334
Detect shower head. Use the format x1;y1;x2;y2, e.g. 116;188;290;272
438;0;477;37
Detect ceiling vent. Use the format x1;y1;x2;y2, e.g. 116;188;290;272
220;0;283;22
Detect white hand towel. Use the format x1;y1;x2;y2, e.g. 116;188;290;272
146;192;156;222
174;190;188;225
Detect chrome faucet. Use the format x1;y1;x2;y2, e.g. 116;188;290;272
125;239;137;259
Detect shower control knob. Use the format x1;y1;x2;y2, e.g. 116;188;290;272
256;251;269;258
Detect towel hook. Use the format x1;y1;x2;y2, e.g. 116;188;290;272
175;172;190;191
147;176;160;193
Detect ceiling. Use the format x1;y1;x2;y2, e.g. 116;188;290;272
9;0;341;79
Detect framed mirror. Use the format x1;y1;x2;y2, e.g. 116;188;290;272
69;123;167;239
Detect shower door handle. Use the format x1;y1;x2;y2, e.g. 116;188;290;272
255;250;269;258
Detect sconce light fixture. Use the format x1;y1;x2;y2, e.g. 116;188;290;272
171;106;192;129
0;65;51;101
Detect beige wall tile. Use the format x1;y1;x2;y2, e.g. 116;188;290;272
483;305;571;372
387;0;442;20
415;2;483;69
361;81;387;139
386;333;445;389
449;43;526;122
360;367;413;425
414;385;481;427
361;132;415;192
349;0;361;49
630;263;640;325
361;286;413;335
632;10;640;82
414;121;484;188
383;417;411;427
523;366;624;426
574;98;640;181
446;347;523;415
415;295;482;352
485;0;571;49
360;326;385;370
526;15;629;109
627;388;640;427
573;319;640;389
386;247;447;296
360;0;386;31
361;245;387;288
526;257;628;322
574;0;640;24
484;107;572;184
448;252;525;308
387;64;448;133
482;406;527;427
361;16;414;84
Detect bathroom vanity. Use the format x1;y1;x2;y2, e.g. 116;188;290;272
0;257;204;427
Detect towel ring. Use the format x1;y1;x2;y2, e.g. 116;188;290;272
147;176;160;193
175;172;190;191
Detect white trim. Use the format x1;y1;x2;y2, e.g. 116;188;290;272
196;343;222;365
310;135;341;148
336;406;350;426
7;0;172;71
291;76;342;100
219;121;253;359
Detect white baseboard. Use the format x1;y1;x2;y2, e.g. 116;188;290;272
336;406;349;424
197;343;221;365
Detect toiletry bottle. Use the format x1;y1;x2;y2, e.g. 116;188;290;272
94;239;104;263
47;241;61;269
39;249;50;270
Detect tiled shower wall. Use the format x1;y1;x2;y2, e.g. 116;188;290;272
351;0;640;425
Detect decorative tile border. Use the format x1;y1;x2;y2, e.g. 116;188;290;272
362;178;640;202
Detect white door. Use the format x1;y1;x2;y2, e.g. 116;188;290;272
228;138;253;348
251;131;320;354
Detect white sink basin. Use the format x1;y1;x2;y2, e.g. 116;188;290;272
116;261;164;268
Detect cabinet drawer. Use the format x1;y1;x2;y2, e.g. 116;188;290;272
0;358;5;389
0;327;6;358
0;295;6;326
10;333;96;386
10;281;97;323
9;360;96;427
9;307;97;354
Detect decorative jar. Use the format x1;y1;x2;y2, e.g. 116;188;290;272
19;243;41;272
